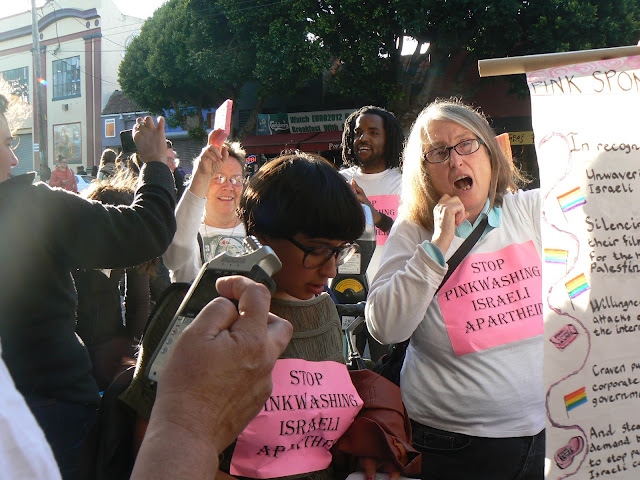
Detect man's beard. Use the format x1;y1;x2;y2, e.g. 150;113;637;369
355;150;385;169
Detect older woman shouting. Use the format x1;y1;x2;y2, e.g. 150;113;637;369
366;98;544;479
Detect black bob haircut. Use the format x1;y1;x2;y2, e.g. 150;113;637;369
239;152;365;242
341;105;405;170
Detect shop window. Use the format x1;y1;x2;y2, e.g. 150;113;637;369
52;56;81;100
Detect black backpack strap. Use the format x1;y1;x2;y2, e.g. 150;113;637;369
437;215;489;292
372;215;489;383
197;232;205;264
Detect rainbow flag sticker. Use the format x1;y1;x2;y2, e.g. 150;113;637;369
545;248;568;264
564;387;587;412
565;273;590;299
557;187;586;213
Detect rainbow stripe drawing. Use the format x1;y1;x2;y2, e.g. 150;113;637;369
564;387;587;412
557;187;586;213
565;273;590;299
545;248;568;264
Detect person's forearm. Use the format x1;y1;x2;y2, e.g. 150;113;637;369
366;226;444;344
131;422;220;480
163;191;206;277
188;170;210;198
374;211;394;233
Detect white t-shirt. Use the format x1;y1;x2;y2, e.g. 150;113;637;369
339;166;402;282
366;190;543;437
199;223;246;261
0;342;61;480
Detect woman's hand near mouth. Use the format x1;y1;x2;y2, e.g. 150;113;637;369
431;194;469;254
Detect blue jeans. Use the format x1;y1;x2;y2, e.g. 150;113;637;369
411;421;545;480
25;396;98;480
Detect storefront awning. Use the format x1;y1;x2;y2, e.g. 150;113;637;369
242;132;318;155
298;130;343;152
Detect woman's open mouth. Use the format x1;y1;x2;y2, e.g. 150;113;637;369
454;175;473;191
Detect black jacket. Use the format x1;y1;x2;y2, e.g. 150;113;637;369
0;163;176;404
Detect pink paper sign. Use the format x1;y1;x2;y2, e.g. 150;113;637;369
214;99;233;133
230;359;363;479
438;241;543;356
368;194;399;246
209;99;233;147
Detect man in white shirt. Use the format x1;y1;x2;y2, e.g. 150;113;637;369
339;106;405;360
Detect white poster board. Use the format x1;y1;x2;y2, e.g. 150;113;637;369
528;56;640;478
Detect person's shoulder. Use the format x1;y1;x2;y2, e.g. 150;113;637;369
387;215;428;242
382;167;402;185
501;188;540;221
503;187;539;204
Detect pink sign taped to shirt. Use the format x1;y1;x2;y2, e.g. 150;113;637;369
230;358;363;479
368;194;399;245
438;241;543;356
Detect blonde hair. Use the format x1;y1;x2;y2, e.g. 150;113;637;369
401;98;527;230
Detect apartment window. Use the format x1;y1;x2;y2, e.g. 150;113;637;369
52;56;81;100
0;67;29;103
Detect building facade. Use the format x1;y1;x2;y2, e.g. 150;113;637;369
0;0;144;175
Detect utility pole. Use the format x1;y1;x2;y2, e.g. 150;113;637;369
31;0;47;171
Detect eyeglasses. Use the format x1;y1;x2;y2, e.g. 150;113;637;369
424;138;484;164
10;136;20;151
286;237;359;269
211;174;244;186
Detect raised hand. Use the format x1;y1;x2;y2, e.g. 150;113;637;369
133;116;169;164
431;194;469;254
131;276;292;480
189;129;229;198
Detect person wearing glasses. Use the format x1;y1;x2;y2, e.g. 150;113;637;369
163;130;247;282
239;153;362;303
122;153;415;479
366;98;544;479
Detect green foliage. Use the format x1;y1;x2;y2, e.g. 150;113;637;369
214;0;329;98
120;0;640;130
119;0;253;126
313;0;640;119
187;125;208;143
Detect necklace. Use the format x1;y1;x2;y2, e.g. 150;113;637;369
202;218;245;259
203;221;240;239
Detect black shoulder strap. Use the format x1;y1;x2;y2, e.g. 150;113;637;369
437;215;489;292
374;215;489;374
197;232;205;264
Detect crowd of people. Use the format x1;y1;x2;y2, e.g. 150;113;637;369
0;74;544;480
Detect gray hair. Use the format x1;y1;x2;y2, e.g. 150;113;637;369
401;98;526;230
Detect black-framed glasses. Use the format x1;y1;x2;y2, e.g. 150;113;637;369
286;237;359;269
211;174;244;186
424;138;484;164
